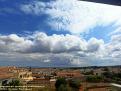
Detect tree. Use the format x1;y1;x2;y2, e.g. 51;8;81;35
55;78;68;91
69;79;81;91
7;79;22;91
83;70;94;75
2;79;22;91
58;84;70;91
8;79;22;86
86;76;103;83
103;67;109;71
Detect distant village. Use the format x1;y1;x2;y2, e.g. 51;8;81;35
0;66;121;91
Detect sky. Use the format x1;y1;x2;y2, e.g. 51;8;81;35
0;0;121;67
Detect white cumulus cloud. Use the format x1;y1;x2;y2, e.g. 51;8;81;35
0;32;120;66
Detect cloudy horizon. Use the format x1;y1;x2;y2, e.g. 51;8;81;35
0;0;121;67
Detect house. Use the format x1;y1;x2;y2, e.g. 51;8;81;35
56;70;82;78
14;71;33;82
0;66;33;83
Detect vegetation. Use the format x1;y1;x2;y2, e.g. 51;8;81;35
57;84;70;91
103;68;109;71
55;78;82;91
8;79;22;86
69;79;81;91
55;78;67;89
86;75;103;83
83;70;94;75
103;72;121;84
2;79;22;91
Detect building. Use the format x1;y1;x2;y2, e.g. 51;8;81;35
14;71;33;82
0;66;33;83
56;70;82;79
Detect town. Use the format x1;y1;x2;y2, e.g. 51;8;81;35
0;66;121;91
